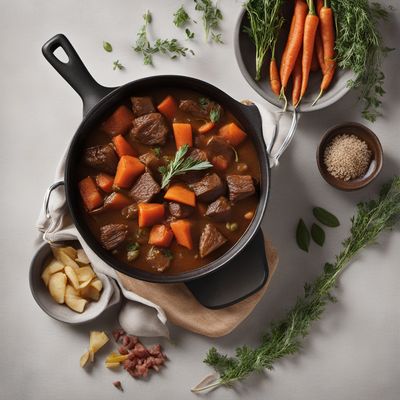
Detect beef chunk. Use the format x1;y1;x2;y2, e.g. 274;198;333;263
179;99;223;120
130;113;169;146
129;172;160;203
84;144;118;174
146;247;172;272
206;136;235;163
227;175;255;202
121;203;138;219
179;148;209;184
100;224;128;250
199;223;227;258
131;97;156;117
189;148;208;162
139;152;163;173
205;196;231;222
168;202;194;219
190;173;225;203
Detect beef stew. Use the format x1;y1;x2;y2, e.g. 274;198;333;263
77;89;261;275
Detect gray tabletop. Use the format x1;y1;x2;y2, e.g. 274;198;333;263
1;1;399;399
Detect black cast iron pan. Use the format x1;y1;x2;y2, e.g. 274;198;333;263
42;34;271;309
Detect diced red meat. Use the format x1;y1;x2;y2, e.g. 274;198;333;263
205;196;231;222
130;113;169;146
226;175;255;202
146;247;172;272
168;202;194;219
199;223;227;258
131;97;156;117
190;173;225;203
84;144;118;174
129;172;161;203
121;203;138;219
100;224;128;250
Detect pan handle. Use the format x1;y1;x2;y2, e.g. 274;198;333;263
42;34;115;116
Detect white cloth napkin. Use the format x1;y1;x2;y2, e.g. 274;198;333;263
35;105;296;337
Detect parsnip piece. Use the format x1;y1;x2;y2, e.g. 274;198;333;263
48;272;67;304
80;351;90;368
105;362;120;369
41;259;64;286
89;331;109;354
76;266;95;282
75;249;90;265
52;247;80;270
64;285;87;313
80;285;100;301
90;278;103;292
64;266;80;290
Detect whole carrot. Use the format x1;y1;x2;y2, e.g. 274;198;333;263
269;41;281;96
310;48;319;72
313;0;336;105
292;50;302;107
298;0;319;103
315;29;326;73
279;0;308;107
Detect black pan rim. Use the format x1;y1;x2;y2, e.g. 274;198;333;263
64;75;270;283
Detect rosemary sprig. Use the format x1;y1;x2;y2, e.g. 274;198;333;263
194;0;223;43
159;144;212;189
133;11;194;65
330;0;392;122
244;0;285;81
192;176;400;392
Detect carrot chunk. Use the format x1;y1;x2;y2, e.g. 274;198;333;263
112;135;136;157
211;155;229;171
138;203;165;228
170;220;193;250
218;123;247;147
148;224;174;248
198;121;215;134
95;173;114;193
114;156;145;189
164;184;196;207
103;192;132;210
101;105;133;136
157;95;178;120
173;123;193;149
79;176;103;211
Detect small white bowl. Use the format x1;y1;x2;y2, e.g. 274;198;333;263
29;242;121;324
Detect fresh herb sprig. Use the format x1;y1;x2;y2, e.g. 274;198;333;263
134;11;194;65
159;144;212;188
173;5;191;27
330;0;392;122
192;176;400;392
112;60;124;70
194;0;223;43
244;0;285;80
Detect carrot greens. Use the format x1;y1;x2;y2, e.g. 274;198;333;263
193;176;400;392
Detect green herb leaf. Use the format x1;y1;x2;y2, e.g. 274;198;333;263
313;207;340;228
173;5;190;27
103;41;113;52
153;147;161;157
199;97;209;109
194;0;223;42
296;219;310;252
209;107;220;123
311;223;325;246
112;60;124;70
159;144;213;188
196;176;400;393
185;28;195;39
211;32;223;44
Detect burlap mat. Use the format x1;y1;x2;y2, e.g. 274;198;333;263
117;240;278;337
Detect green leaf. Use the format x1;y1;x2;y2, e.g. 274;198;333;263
313;207;340;227
311;223;325;246
112;60;124;70
173;5;190;27
103;41;113;52
296;219;310;252
209;107;220;123
185;28;195;39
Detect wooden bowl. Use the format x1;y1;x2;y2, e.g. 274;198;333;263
317;122;383;191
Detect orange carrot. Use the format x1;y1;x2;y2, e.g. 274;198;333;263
114;156;145;189
103;192;132;210
95;173;114;193
315;30;326;73
170;220;193;250
164;184;196;207
148;224;174;248
310;48;319;72
313;0;336;105
218;122;247;147
101;105;133;136
279;0;308;105
198;121;215;134
173;123;193;149
316;0;323;14
157;95;177;120
299;1;319;102
112;135;136;157
138;203;165;228
79;176;103;211
269;41;281;96
292;50;302;107
211;155;229;171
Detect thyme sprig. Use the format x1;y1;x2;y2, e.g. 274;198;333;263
192;177;400;392
194;0;223;43
173;5;191;27
159;144;213;188
133;11;194;65
331;0;393;122
244;0;285;81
